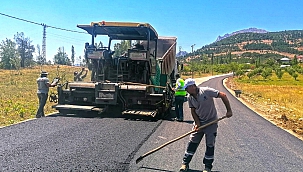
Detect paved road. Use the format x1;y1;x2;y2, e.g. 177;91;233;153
1;75;303;172
0;114;164;171
129;75;303;172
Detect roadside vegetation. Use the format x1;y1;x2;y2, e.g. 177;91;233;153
0;65;84;127
227;70;303;138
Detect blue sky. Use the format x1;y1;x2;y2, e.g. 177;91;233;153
1;0;302;63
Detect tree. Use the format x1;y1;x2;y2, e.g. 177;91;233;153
228;51;232;64
71;45;75;65
292;72;299;80
261;68;272;79
78;56;82;66
14;32;35;67
234;69;245;78
264;58;276;67
247;71;255;79
275;68;284;79
36;44;46;65
229;62;239;74
286;67;295;76
0;38;20;69
113;40;131;56
53;47;71;65
189;62;200;77
292;55;298;66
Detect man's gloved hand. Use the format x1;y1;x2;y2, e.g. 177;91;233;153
52;78;60;85
54;78;60;83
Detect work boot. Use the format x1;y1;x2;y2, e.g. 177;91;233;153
203;167;211;172
177;118;184;122
179;164;189;172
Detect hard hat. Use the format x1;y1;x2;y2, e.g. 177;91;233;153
184;78;196;89
41;71;48;75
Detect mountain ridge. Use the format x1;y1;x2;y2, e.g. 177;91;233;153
177;27;269;57
215;27;268;42
188;29;303;61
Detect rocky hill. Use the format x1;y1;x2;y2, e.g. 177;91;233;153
189;29;303;62
176;50;188;57
215;28;268;42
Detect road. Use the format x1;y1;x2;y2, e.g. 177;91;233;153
1;75;303;172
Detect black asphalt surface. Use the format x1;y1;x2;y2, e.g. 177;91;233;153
1;75;303;172
0;114;163;171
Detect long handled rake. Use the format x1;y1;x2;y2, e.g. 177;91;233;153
135;116;227;164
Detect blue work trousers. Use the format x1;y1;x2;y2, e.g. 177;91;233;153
182;123;218;169
175;96;185;120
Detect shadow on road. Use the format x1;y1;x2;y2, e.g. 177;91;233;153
139;166;220;172
47;109;189;124
139;166;175;172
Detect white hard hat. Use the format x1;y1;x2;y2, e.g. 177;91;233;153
184;78;196;89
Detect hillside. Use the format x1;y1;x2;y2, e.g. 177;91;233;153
215;27;268;42
176;51;188;57
190;29;303;61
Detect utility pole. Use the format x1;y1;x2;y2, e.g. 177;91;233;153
191;44;196;57
211;53;214;76
62;46;65;58
42;24;47;66
191;44;195;78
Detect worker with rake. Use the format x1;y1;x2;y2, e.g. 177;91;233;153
179;78;233;172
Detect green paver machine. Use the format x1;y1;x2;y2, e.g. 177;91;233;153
53;21;179;118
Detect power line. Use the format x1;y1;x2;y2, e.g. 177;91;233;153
47;32;87;42
0;12;88;34
0;12;41;25
48;37;85;47
47;25;87;34
0;12;89;61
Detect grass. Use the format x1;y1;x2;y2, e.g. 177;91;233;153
0;65;85;127
233;73;303;121
228;72;303;138
0;66;210;127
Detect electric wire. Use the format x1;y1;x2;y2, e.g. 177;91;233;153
0;12;89;67
0;12;88;34
47;32;87;42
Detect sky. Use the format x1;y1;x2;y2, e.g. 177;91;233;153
0;0;302;63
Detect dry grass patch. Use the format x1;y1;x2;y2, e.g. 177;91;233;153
0;65;85;127
227;73;303;139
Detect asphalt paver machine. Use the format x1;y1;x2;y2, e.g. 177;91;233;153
53;21;179;118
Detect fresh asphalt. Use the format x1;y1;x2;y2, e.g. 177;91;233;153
1;75;303;171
